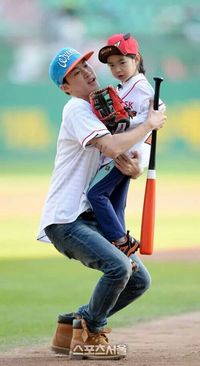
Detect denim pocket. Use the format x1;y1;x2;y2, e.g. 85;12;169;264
45;224;73;259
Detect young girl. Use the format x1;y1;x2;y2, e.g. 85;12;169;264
87;33;164;263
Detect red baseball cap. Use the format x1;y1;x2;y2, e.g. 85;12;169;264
98;33;138;63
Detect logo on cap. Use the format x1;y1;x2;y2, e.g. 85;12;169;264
58;49;77;68
114;41;121;47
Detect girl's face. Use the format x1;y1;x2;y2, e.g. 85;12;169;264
107;54;140;83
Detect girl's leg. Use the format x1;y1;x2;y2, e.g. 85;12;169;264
87;162;127;242
110;176;130;231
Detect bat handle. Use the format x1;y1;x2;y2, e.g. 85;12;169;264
149;77;164;171
153;77;163;110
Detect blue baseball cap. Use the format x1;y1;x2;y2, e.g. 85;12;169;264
49;47;94;87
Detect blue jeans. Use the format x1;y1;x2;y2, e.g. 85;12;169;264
45;216;151;333
87;162;130;242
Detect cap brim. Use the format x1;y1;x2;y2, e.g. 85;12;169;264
98;46;123;63
64;51;94;77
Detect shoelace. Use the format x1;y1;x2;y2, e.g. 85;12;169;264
80;319;111;343
91;332;109;344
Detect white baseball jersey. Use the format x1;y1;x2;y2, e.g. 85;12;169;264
37;97;110;243
117;73;155;168
101;73;163;168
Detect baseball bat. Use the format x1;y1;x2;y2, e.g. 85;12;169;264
139;77;163;255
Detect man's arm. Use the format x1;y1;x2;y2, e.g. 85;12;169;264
90;99;166;159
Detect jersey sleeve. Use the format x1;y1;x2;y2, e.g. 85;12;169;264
128;81;152;128
64;99;110;149
129;80;165;129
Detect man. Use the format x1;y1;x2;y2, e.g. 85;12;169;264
37;47;166;360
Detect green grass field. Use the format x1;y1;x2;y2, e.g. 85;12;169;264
0;171;200;351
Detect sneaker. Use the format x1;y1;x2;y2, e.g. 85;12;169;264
70;319;127;360
113;230;140;257
51;312;80;354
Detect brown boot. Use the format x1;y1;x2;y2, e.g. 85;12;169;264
51;313;80;354
51;323;72;354
70;319;127;360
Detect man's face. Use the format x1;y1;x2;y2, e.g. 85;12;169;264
62;59;99;100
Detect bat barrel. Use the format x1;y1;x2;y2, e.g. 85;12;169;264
140;176;156;255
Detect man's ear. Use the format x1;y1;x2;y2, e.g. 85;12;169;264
61;83;71;94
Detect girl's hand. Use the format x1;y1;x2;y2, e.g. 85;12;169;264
145;99;167;131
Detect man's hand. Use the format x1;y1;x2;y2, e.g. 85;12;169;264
115;151;143;179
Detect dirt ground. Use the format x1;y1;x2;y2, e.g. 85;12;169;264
0;311;199;366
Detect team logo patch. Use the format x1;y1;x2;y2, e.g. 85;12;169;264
114;41;121;47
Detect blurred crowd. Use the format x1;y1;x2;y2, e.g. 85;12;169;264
0;0;200;84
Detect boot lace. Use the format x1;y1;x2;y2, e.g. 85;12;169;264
91;332;109;344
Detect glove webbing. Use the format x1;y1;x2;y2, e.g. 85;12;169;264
93;90;115;121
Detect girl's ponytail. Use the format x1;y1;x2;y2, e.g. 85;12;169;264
129;53;146;74
138;53;145;75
